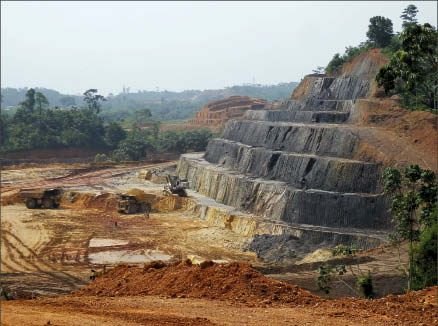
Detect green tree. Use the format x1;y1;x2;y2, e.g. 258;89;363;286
83;89;106;114
382;165;437;290
325;53;345;74
104;122;126;149
135;108;152;123
113;127;155;161
401;4;419;30
110;149;130;162
366;16;394;48
411;219;437;290
185;129;213;151
376;23;438;111
19;88;36;112
0;113;8;146
35;92;49;116
316;245;374;298
94;153;108;162
151;121;161;139
312;66;325;74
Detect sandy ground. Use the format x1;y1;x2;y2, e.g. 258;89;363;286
1;161;428;325
3;294;426;326
1;161;257;298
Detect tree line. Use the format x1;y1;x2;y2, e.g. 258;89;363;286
1;82;299;123
0;88;213;158
98;126;213;162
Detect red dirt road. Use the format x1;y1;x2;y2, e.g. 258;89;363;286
2;286;436;326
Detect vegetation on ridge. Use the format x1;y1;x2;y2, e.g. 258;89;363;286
325;6;408;74
324;4;437;114
376;23;437;113
383;165;437;291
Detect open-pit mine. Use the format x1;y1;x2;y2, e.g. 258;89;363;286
1;49;437;326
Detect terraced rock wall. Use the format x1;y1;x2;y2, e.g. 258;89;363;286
188;95;269;126
178;49;395;255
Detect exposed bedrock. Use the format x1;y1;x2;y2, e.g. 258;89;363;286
246;232;384;263
204;139;382;194
184;196;386;262
245;110;349;123
222;120;360;159
277;99;355;112
290;76;370;100
176;50;398;258
178;154;391;230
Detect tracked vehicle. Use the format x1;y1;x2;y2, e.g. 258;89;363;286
151;170;189;197
163;174;189;197
19;188;62;209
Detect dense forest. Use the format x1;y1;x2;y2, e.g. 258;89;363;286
1;82;298;122
0;88;214;158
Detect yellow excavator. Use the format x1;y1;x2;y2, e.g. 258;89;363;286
163;174;189;197
151;170;189;197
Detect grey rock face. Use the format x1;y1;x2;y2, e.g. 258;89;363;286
178;154;390;230
222;120;360;159
302;77;370;100
176;71;391;257
245;110;350;123
204;139;382;193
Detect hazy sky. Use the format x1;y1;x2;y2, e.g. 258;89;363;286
1;1;437;96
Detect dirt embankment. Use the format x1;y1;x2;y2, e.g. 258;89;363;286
64;191;188;213
338;48;389;80
74;261;321;306
0;148;106;166
353;98;437;171
2;190;189;215
73;261;437;325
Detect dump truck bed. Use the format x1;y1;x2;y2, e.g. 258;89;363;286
19;188;61;199
124;188;156;202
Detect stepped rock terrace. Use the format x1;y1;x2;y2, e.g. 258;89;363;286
176;51;402;258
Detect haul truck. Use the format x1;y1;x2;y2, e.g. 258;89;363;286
117;188;153;214
19;188;62;209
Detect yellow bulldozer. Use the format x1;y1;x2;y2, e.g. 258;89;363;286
117;188;153;214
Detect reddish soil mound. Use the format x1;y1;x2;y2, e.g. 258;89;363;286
73;261;321;306
73;261;437;324
325;286;437;326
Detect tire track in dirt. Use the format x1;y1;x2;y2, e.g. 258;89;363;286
2;161;177;193
1;229;85;287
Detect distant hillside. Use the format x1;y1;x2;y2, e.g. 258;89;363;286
1;87;84;108
1;82;298;121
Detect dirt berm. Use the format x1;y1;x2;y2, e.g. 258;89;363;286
74;261;320;305
73;261;437;325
